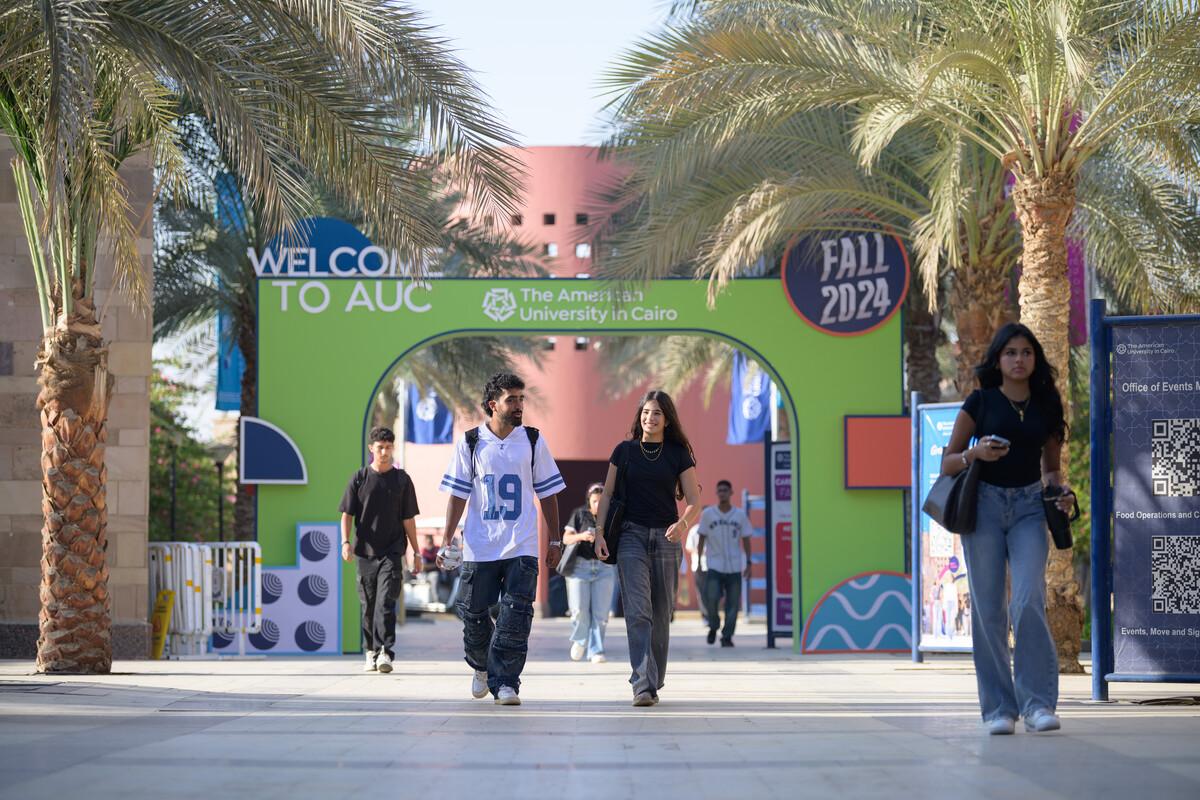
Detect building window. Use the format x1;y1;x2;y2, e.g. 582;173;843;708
511;213;523;226
574;242;591;259
574;337;589;351
543;242;558;257
575;213;588;225
543;213;556;225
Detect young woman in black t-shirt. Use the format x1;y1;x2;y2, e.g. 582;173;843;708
942;323;1075;735
562;483;617;663
595;390;701;707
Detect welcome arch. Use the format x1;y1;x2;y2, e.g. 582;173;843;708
252;221;908;652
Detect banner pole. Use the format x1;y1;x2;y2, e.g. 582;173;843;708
911;392;923;663
1089;298;1111;701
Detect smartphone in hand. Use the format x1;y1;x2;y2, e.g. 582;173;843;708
988;435;1010;448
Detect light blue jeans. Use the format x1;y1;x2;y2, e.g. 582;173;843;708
566;558;617;659
961;481;1058;722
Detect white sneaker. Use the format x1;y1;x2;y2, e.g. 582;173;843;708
589;653;607;664
471;669;489;699
495;686;521;706
363;650;377;672
569;642;585;662
985;717;1016;735
376;651;393;674
1024;709;1061;732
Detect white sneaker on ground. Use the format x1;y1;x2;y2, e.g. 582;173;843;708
985;717;1016;735
632;692;655;707
589;653;607;664
495;686;521;706
1024;709;1061;732
569;642;585;661
363;651;377;672
375;651;393;674
471;669;489;699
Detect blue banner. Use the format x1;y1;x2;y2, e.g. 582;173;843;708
1111;323;1200;678
914;403;972;652
216;310;244;411
727;351;771;445
405;384;453;444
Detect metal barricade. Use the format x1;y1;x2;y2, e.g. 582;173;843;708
209;542;263;656
147;542;212;656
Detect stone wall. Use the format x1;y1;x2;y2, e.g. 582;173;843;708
0;143;153;659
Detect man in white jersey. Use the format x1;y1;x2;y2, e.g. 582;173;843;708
437;373;564;706
697;479;753;647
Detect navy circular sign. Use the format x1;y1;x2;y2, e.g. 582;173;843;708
781;229;910;335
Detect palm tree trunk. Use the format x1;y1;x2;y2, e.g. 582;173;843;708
905;285;943;402
234;319;258;541
35;289;113;674
1012;170;1085;674
950;255;1015;397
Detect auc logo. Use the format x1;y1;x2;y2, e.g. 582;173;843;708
482;288;519;322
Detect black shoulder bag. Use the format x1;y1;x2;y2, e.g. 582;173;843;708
601;442;630;566
922;404;986;534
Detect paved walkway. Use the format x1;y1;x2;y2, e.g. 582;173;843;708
2;615;1199;800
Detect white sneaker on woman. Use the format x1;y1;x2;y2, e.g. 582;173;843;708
1024;709;1061;732
985;717;1016;735
569;642;585;661
495;686;521;706
471;669;489;699
375;651;393;673
363;651;377;672
589;653;607;663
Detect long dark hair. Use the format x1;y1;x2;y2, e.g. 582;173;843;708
974;323;1066;441
627;390;697;500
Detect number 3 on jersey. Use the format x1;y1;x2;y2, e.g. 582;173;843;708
482;473;522;521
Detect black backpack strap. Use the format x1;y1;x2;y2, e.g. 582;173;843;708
465;427;480;479
524;426;539;473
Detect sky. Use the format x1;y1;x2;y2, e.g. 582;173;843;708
408;0;667;146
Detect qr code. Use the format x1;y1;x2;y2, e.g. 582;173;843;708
1151;418;1200;496
1151;535;1200;614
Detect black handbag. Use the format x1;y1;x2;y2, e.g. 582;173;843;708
1042;485;1079;550
922;459;982;534
601;442;630;566
555;541;581;576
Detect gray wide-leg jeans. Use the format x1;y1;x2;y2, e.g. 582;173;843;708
617;520;681;697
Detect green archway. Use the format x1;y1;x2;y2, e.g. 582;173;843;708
255;266;906;652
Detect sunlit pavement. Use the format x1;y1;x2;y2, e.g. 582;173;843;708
2;614;1199;800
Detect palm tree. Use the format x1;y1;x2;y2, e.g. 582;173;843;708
603;0;1200;670
1;1;518;673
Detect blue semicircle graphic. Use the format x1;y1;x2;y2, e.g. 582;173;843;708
240;417;307;484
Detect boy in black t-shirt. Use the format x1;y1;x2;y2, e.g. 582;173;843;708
339;426;421;674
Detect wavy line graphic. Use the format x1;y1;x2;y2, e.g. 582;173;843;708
848;574;881;591
807;622;912;650
829;589;912;620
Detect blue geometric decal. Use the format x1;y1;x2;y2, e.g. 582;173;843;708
802;571;913;653
213;523;340;655
240;416;308;484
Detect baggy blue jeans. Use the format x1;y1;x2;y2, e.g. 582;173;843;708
961;481;1058;722
617;521;681;697
566;558;617;659
456;556;538;696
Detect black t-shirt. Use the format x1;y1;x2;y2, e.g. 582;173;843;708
610;439;696;528
962;388;1051;488
566;505;598;561
338;466;420;558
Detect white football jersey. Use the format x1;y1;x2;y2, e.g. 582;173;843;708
440;425;565;562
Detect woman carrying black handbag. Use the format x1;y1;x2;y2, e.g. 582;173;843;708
942;323;1076;736
562;483;617;664
594;390;700;707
